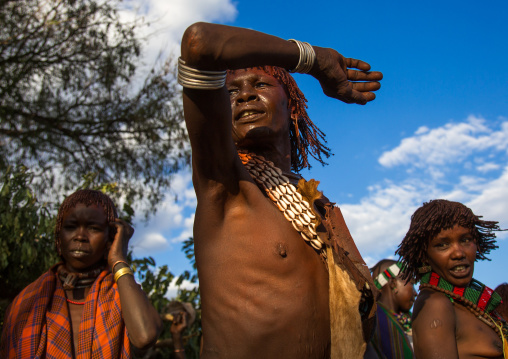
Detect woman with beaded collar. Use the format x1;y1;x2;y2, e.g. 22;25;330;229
1;189;162;358
396;199;507;359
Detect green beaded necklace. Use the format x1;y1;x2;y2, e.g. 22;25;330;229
420;271;508;349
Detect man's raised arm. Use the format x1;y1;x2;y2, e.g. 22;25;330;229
179;22;382;190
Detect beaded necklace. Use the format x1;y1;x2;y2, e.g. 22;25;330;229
393;311;412;334
420;271;508;344
237;151;327;259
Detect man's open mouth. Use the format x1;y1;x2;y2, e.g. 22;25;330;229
237;109;264;122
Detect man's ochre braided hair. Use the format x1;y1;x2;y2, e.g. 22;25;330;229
396;199;500;282
228;66;331;172
55;189;118;255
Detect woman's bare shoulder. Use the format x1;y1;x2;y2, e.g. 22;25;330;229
413;288;454;319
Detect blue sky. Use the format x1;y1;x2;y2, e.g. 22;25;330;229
123;0;508;293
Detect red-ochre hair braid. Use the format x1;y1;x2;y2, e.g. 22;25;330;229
228;66;331;172
55;189;118;255
396;199;500;282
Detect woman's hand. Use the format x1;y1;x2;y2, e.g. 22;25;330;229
170;311;188;336
107;218;134;270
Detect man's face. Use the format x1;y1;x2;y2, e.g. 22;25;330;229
426;224;477;287
226;68;291;147
59;203;110;272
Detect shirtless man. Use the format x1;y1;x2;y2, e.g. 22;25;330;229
180;22;383;358
396;199;507;358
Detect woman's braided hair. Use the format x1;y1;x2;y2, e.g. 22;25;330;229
55;189;118;255
228;66;331;172
396;199;500;282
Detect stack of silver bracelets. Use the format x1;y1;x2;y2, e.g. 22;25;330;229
177;39;315;90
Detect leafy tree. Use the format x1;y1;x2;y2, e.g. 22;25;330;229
135;237;201;359
0;165;58;321
0;0;189;212
174;237;201;359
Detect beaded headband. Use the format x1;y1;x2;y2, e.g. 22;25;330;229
374;263;402;290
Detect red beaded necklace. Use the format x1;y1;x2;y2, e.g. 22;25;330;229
66;298;86;305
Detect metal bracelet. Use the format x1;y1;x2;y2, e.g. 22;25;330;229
114;266;134;283
288;39;316;74
177;57;227;90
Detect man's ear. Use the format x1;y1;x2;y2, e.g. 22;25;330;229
290;109;298;122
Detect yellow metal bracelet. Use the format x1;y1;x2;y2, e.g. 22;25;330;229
114;266;133;283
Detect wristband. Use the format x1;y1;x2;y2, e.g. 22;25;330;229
114;267;134;283
111;260;130;272
288;39;316;74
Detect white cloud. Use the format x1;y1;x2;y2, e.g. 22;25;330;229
378;116;508;176
476;162;500;173
120;0;237;71
131;171;196;254
133;232;169;255
341;180;440;257
343;115;508;260
172;213;195;243
165;277;199;300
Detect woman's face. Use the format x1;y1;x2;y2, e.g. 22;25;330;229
59;203;110;272
393;278;416;313
426;224;477;287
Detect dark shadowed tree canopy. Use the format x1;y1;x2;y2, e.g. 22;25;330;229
0;0;189;211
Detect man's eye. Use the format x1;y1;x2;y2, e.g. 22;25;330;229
228;89;238;95
255;82;268;88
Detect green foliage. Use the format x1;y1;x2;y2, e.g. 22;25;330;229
175;237;201;359
0;166;59;325
131;256;175;313
0;0;190;216
133;238;201;359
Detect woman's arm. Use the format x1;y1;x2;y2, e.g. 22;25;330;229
108;219;163;350
412;289;458;359
170;311;188;359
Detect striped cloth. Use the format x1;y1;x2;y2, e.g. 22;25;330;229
1;265;130;359
370;303;414;359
